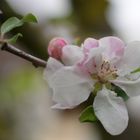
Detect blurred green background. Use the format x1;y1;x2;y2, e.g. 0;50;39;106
0;0;140;140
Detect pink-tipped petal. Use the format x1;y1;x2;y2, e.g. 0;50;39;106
99;36;125;63
83;38;99;53
78;47;104;75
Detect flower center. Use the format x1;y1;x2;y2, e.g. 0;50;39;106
92;61;118;83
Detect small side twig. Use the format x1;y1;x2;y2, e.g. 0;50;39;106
0;42;47;68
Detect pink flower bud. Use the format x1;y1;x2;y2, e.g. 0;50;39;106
48;37;68;60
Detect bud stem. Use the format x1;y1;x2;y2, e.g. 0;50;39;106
0;42;46;68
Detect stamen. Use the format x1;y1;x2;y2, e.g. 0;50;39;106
92;60;118;83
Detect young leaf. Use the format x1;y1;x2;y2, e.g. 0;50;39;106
79;105;98;123
7;33;23;44
22;13;38;23
112;84;129;101
1;17;23;35
0;13;37;36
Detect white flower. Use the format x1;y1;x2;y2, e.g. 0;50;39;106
44;36;140;135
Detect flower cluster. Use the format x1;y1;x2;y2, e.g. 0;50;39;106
44;36;140;135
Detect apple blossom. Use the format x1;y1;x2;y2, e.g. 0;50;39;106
44;36;140;135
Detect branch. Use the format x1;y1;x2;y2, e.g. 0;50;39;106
0;42;47;68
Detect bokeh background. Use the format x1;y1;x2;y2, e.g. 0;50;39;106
0;0;140;140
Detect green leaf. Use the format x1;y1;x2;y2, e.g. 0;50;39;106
0;13;37;36
112;84;129;101
7;33;23;44
79;105;98;123
131;68;140;73
1;17;23;35
22;13;38;23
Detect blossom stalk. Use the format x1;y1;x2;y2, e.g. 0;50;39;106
0;42;46;67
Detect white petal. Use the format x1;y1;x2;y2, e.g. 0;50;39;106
113;76;140;97
52;82;92;109
50;66;93;87
49;66;93;109
51;103;71;109
117;41;140;76
61;45;84;65
93;88;128;135
43;57;64;86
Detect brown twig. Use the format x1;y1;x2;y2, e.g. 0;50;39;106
0;42;47;68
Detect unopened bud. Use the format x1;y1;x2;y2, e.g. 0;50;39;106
48;37;68;60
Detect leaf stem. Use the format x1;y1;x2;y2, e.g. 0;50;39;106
0;42;47;68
